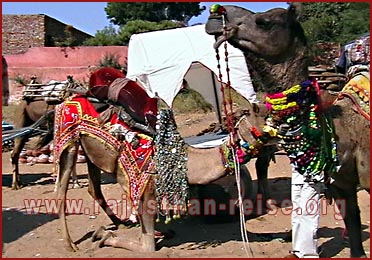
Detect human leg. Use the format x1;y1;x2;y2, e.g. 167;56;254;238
291;182;321;258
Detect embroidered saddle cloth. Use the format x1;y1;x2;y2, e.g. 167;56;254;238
54;96;155;209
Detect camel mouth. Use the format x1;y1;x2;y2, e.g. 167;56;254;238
213;35;227;49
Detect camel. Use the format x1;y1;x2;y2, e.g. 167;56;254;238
9;77;85;190
205;3;369;258
10;100;55;190
54;90;255;252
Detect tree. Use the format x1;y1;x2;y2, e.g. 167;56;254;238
83;25;120;46
105;2;205;26
85;3;205;46
117;20;180;45
55;25;79;47
300;2;370;45
337;3;370;43
299;2;369;66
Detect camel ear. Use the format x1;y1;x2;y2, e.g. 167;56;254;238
287;2;303;21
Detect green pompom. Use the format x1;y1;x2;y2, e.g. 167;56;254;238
210;4;221;13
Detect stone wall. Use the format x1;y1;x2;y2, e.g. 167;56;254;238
2;14;92;55
2;15;45;55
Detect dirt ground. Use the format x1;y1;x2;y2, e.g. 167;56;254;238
1;112;370;258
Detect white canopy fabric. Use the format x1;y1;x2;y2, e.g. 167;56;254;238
126;24;257;115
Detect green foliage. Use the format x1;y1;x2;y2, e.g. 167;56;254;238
97;53;124;70
337;3;370;43
301;2;370;45
299;2;369;65
55;25;78;47
14;75;28;85
105;2;205;26
173;87;213;113
86;2;204;46
117;20;180;45
83;25;120;46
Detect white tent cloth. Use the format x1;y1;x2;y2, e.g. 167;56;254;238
126;25;257;110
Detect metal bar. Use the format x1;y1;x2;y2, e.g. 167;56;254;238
26;82;66;87
23;89;65;93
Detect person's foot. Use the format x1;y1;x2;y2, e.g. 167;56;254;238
284;253;299;258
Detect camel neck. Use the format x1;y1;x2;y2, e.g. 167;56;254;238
245;45;309;94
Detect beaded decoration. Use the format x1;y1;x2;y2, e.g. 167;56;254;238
238;80;339;182
153;109;189;223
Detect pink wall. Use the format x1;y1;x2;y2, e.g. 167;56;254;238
4;46;128;103
5;46;128;83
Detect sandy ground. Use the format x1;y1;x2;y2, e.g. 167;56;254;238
1;112;370;258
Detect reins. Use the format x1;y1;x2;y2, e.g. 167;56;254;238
215;19;238;147
213;8;253;257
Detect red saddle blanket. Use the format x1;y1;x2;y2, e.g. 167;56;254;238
54;96;154;209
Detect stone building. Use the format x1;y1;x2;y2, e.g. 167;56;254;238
2;14;92;55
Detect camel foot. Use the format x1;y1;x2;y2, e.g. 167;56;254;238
98;231;117;248
11;181;23;190
92;226;107;242
65;241;79;252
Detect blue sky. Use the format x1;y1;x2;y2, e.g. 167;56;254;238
2;2;287;36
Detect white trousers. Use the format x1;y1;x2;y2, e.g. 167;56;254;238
291;181;322;258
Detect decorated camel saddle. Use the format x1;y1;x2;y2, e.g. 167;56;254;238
87;68;158;134
53;68;159;207
337;65;370;120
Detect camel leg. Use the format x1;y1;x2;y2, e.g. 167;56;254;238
255;150;272;210
86;159;123;227
57;145;79;252
70;164;82;189
328;184;366;258
138;183;156;252
53;155;81;192
99;181;156;252
10;136;27;190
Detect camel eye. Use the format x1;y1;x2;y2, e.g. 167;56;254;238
256;18;273;31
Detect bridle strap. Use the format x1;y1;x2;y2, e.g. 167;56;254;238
215;15;237;147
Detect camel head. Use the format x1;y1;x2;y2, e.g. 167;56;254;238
205;3;310;93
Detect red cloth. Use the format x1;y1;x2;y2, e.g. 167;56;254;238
89;67;125;88
88;68;158;128
54;96;154;208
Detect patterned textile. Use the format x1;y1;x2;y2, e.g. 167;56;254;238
338;69;370;120
54;95;154;209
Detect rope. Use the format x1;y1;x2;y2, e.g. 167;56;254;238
215;14;253;257
231;146;254;257
336;91;370;121
215;16;238;147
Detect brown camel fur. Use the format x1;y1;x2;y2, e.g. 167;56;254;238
10;100;55;190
